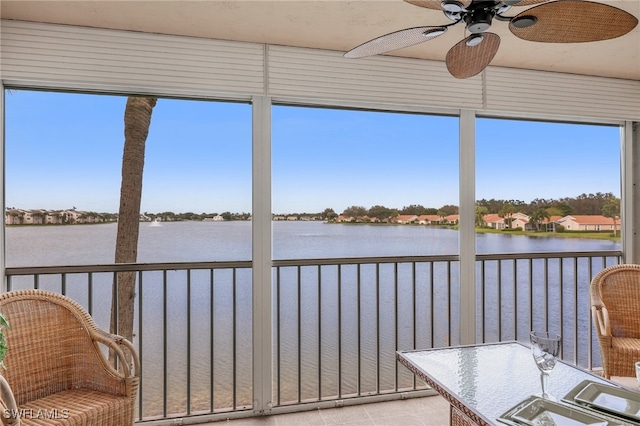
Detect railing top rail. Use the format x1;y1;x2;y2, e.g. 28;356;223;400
5;260;253;276
475;250;622;261
4;250;621;276
272;255;460;267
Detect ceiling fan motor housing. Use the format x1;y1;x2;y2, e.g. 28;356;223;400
465;8;495;33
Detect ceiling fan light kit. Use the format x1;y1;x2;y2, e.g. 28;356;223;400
511;15;537;29
442;1;465;13
345;0;638;79
466;34;484;46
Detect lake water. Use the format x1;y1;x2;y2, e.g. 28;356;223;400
5;220;620;266
3;222;621;417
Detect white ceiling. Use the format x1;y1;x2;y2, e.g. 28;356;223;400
1;0;639;81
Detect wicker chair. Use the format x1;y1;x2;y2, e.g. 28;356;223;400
0;290;139;425
590;264;640;379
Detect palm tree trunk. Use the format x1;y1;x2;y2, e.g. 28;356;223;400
112;96;157;342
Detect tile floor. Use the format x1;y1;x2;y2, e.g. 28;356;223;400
195;375;637;425
209;395;450;425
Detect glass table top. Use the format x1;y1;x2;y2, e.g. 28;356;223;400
398;341;614;425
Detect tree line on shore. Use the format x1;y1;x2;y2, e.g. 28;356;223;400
312;192;620;223
7;192;619;224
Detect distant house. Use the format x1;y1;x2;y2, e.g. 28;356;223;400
510;213;531;230
393;215;418;224
6;208;113;225
47;210;69;224
64;209;82;224
444;214;459;225
482;212;531;230
21;210;33;224
557;215;619;231
417;214;441;225
23;209;47;224
5;208;26;225
542;215;563;232
482;213;505;229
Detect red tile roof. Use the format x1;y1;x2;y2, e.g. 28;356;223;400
417;214;441;221
562;215;619;225
395;215;417;222
482;214;503;223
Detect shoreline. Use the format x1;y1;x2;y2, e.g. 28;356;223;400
6;220;620;242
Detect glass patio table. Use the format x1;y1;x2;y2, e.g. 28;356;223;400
397;341;620;426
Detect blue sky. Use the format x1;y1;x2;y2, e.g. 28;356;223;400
5;90;621;214
476;118;620;202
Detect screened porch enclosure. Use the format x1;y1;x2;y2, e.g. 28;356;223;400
1;17;640;426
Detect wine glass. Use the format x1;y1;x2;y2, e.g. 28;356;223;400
530;331;561;399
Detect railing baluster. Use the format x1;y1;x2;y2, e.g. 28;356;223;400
112;271;118;335
573;258;579;365
187;269;192;415
375;262;380;394
232;268;237;411
528;259;533;338
430;262;435;348
513;259;517;340
297;265;302;404
162;270;168;419
276;266;282;405
411;261;417;390
87;272;93;315
138;270;144;420
317;265;322;400
587;257;604;369
447;261;452;347
481;260;486;343
337;264;342;399
394;262;399;392
209;268;215;412
559;259;564;358
498;259;502;341
357;264;362;396
544;258;549;331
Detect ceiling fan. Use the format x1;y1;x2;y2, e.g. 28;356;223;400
344;0;638;79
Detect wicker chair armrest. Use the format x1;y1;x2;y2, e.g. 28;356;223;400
115;336;140;377
591;305;612;337
91;329;139;379
0;375;20;426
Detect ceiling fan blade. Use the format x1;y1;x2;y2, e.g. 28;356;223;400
404;0;472;11
344;26;447;59
509;0;639;43
446;32;500;79
504;0;550;6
